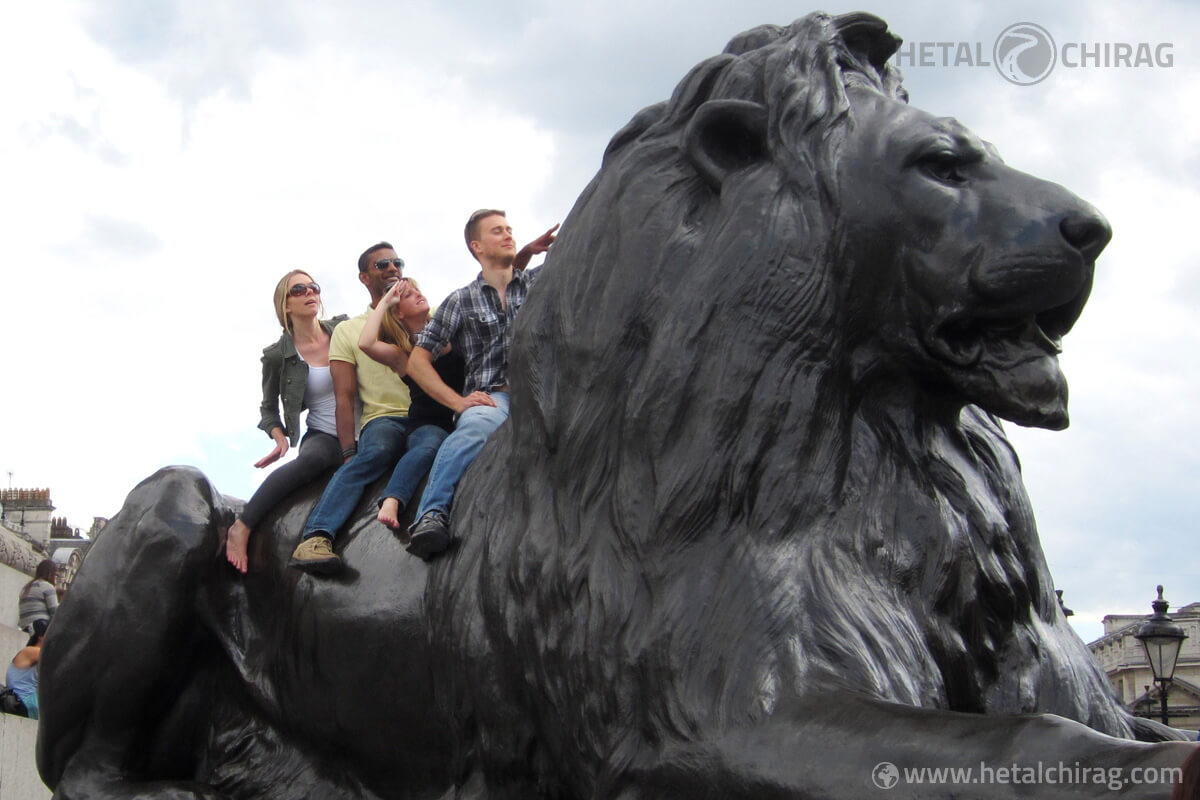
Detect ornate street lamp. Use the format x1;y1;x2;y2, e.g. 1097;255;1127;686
1133;585;1188;726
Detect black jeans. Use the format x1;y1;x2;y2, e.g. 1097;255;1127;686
239;429;342;529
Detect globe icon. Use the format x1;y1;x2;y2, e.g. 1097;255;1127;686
872;762;900;790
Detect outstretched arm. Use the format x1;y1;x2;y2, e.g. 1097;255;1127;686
513;223;560;271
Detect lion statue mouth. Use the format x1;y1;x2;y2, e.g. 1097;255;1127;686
926;267;1090;370
921;250;1099;429
930;253;1092;364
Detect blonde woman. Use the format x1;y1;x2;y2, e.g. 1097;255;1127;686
225;271;347;572
357;278;463;534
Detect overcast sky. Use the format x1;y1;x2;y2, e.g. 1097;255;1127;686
2;1;1195;642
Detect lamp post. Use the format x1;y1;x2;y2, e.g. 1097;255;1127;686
1133;585;1188;726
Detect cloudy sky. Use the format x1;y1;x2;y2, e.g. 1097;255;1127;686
2;0;1195;641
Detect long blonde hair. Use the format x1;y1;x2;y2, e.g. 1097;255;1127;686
273;270;325;332
379;278;430;354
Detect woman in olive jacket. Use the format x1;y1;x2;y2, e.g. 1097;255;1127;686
226;270;348;572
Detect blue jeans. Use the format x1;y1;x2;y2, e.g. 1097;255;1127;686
19;691;38;720
415;392;510;520
381;424;447;508
303;416;443;541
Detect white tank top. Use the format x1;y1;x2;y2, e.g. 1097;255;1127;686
302;364;337;437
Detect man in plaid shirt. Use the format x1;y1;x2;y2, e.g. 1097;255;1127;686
405;209;557;558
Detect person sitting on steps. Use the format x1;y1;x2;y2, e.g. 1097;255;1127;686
6;618;47;719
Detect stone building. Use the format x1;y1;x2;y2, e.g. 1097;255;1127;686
1088;597;1200;731
0;488;54;550
47;516;103;592
0;489;100;591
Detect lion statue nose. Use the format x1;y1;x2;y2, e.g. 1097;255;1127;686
1060;211;1112;262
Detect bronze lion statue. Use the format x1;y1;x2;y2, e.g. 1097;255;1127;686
38;11;1193;799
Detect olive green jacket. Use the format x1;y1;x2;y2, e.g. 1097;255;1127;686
257;315;349;445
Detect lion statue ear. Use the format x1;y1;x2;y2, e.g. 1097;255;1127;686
834;12;903;73
683;99;768;189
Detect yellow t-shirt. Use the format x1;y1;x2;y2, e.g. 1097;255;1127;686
329;309;411;430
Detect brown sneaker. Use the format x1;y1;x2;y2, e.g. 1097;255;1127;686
288;535;342;575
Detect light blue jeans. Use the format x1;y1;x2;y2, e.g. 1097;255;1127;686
414;392;510;520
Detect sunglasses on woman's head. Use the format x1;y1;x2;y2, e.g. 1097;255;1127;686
288;282;321;297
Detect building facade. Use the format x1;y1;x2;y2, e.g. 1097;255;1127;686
0;489;99;591
47;516;103;592
1088;599;1200;731
0;488;54;550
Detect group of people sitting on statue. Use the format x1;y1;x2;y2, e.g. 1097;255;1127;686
224;209;558;575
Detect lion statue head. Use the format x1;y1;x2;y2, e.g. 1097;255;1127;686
428;11;1158;796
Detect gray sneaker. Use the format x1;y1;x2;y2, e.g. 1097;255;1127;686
288;535;343;574
407;511;451;561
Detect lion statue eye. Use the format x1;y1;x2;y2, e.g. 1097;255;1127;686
920;154;967;184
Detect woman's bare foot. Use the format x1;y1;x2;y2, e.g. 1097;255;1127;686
378;498;402;530
225;519;251;573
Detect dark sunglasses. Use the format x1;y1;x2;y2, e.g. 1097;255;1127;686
288;282;321;297
371;257;405;271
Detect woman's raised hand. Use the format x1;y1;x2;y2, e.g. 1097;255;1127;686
381;278;408;308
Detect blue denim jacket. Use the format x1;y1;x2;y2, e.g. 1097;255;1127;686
257;315;348;445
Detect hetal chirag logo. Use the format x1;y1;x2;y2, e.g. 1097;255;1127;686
890;22;1175;86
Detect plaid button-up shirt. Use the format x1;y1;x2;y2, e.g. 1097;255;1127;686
415;266;542;397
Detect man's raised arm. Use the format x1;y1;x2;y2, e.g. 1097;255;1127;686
513;223;559;271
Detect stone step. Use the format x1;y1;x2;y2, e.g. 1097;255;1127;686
0;625;28;665
0;713;50;799
0;618;51;798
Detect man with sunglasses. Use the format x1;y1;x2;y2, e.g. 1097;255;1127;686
404;209;558;559
289;242;419;573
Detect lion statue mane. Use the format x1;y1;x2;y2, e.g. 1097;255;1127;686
37;11;1192;800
